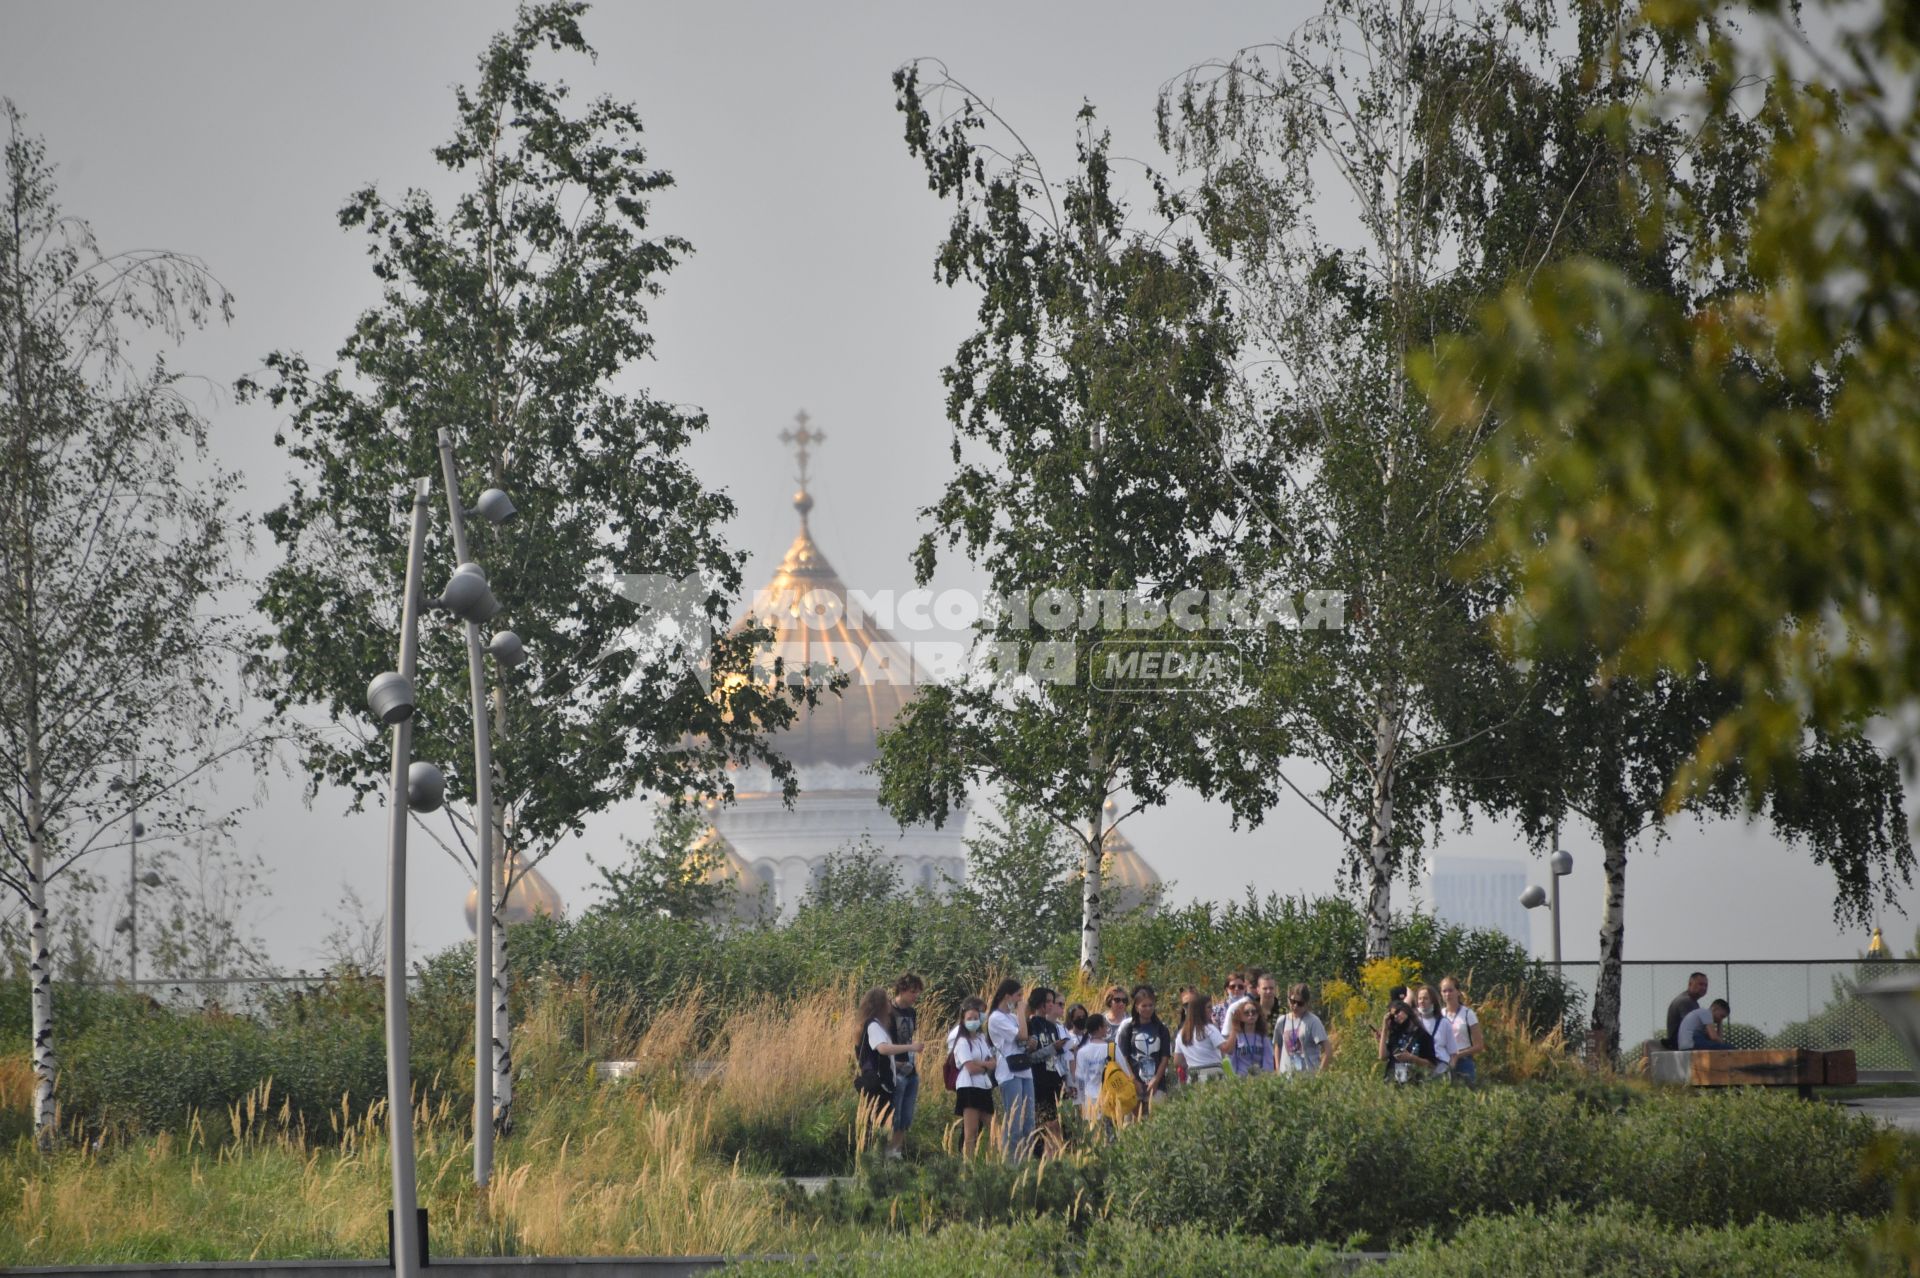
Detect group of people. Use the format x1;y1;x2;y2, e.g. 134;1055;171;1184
854;966;1485;1160
1664;971;1734;1051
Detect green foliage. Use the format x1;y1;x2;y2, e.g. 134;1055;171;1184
1421;0;1920;805
1103;1073;1894;1247
586;804;735;922
1381;1206;1875;1278
782;1151;1107;1233
60;1004;383;1138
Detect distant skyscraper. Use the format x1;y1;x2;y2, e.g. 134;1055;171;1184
1431;856;1531;951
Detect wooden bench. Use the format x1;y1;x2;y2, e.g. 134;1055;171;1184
1648;1048;1857;1097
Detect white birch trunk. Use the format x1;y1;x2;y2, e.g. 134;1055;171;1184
491;848;512;1135
27;815;54;1148
1364;700;1398;958
1078;811;1105;978
1591;822;1628;1060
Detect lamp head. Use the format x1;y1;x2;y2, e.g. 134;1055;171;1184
132;821;145;838
407;761;447;813
487;629;527;667
438;562;501;623
473;488;517;526
1519;884;1548;910
140;870;162;888
1549;848;1574;877
367;671;416;725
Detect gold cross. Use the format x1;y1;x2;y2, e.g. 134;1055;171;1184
778;410;824;490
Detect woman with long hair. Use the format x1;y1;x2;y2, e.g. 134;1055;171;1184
1174;986;1228;1085
1223;989;1273;1076
1439;975;1483;1084
1412;983;1455;1076
988;978;1036;1159
947;994;996;1156
853;987;899;1127
1379;997;1438;1084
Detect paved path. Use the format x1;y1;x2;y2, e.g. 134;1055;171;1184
1840;1097;1920;1133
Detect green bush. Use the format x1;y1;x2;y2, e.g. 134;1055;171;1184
732;1219;1353;1277
1380;1206;1876;1278
731;1211;1878;1277
782;1151;1107;1232
1103;1073;1894;1246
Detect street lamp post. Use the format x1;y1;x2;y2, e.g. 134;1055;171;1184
108;755;162;982
1520;829;1576;970
365;477;440;1278
432;428;519;1189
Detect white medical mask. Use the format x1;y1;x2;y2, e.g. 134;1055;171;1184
964;1016;982;1032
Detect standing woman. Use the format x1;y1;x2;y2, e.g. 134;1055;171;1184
1277;984;1331;1075
1412;984;1455;1076
853;988;899;1128
1223;991;1273;1077
988;978;1036;1159
1175;987;1229;1085
947;995;996;1156
1026;987;1067;1157
1439;975;1483;1084
1379;998;1438;1083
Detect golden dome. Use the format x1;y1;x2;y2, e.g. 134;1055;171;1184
1869;926;1889;958
1067;799;1161;916
731;429;923;777
464;849;566;933
685;825;768;923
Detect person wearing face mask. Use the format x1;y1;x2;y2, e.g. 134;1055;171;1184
947;995;996;1156
988;978;1036;1159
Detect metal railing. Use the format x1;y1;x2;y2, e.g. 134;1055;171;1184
53;972;424;1020
1551;959;1917;1070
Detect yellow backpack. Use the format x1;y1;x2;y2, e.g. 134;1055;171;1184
1101;1036;1141;1120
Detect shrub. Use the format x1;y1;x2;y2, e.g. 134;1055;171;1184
1103;1072;1894;1246
782;1151;1107;1233
1380;1206;1874;1278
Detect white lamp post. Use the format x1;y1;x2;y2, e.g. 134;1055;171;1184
365;477;440;1278
433;428;520;1190
1521;829;1576;969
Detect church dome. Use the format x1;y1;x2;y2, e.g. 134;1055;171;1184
464;848;565;932
730;415;923;781
685;824;769;923
1098;800;1162;915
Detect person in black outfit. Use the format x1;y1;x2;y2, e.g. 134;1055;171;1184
1378;998;1437;1083
1026;986;1066;1156
1118;984;1173;1112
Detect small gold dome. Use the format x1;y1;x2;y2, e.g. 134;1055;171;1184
465;849;566;933
684;825;769;924
1072;799;1160;916
1869;926;1889;958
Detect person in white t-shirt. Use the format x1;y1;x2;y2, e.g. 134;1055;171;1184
1438;976;1483;1084
1174;986;1228;1084
1074;1015;1111;1128
946;995;996;1156
1276;983;1331;1075
987;978;1035;1160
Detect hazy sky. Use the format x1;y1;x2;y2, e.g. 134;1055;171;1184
2;0;1912;981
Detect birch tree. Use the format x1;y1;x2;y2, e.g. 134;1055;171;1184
242;3;813;1133
877;67;1288;977
0;100;253;1146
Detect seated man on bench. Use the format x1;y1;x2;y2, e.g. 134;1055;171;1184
1678;998;1732;1051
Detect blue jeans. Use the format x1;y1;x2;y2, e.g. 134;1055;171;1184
890;1070;920;1133
1450;1056;1477;1082
998;1075;1035;1159
1689;1037;1732;1051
